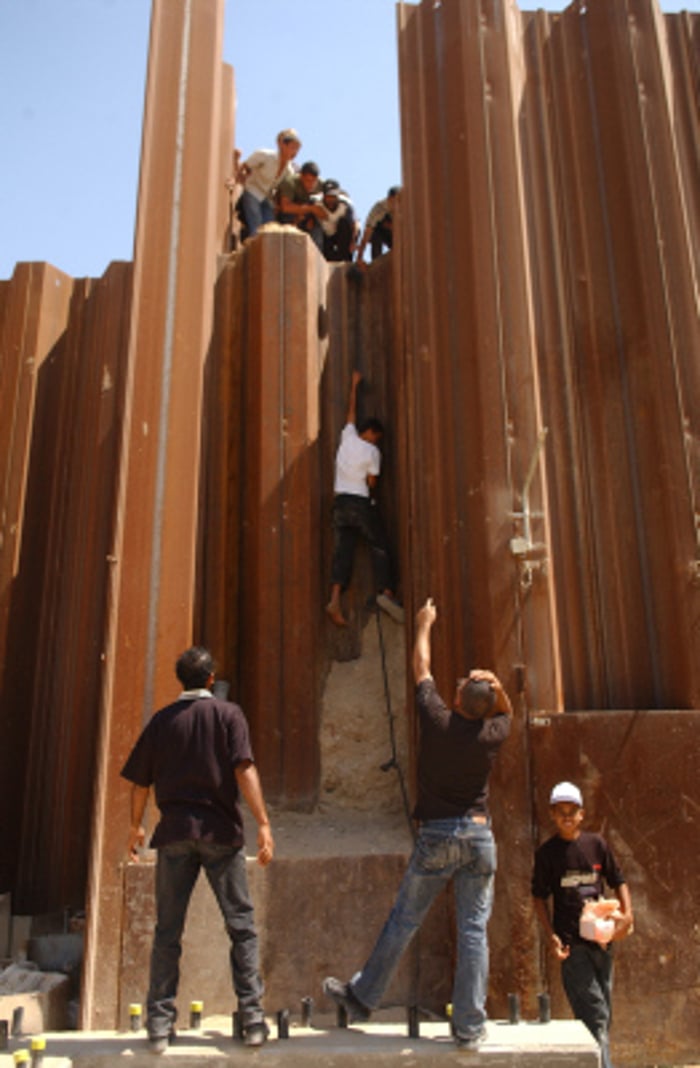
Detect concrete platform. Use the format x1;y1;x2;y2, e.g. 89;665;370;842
1;1015;600;1066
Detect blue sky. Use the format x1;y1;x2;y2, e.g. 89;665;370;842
0;0;696;280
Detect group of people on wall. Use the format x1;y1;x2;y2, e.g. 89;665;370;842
227;128;399;265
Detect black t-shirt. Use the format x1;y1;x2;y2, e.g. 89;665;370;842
120;695;254;849
413;678;511;821
531;831;626;946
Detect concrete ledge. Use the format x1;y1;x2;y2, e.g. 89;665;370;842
1;1017;600;1067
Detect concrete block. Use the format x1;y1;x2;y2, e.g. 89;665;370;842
0;963;70;1033
0;1017;600;1065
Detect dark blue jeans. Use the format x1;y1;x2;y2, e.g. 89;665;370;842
147;840;264;1039
561;942;614;1068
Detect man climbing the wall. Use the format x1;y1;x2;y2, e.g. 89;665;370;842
326;369;403;627
323;597;513;1050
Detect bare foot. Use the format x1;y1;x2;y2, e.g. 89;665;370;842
326;602;347;627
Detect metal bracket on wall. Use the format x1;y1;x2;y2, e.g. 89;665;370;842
509;427;549;590
690;513;700;584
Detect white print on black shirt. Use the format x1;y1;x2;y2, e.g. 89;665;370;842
560;870;600;889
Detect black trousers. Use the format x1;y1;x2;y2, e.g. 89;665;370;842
330;494;392;593
371;221;393;260
323;215;355;262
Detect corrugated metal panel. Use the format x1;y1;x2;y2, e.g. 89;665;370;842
0;264;75;896
0;0;696;1048
397;0;563;716
397;0;699;710
12;266;133;912
82;0;229;1028
529;709;700;1061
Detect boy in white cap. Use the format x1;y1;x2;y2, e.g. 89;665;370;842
531;782;633;1068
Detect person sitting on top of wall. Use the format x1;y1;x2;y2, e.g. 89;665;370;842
276;161;326;252
230;129;301;241
313;179;358;262
355;186;400;265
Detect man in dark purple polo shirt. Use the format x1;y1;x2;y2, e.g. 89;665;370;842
121;646;273;1051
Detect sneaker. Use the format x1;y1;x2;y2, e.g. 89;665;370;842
147;1036;169;1055
322;976;371;1023
243;1022;269;1048
376;593;405;624
455;1026;487;1051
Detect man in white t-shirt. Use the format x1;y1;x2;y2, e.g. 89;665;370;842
326;371;403;627
231;129;301;239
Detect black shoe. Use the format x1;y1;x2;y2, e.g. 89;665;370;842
322;976;371;1023
243;1022;269;1048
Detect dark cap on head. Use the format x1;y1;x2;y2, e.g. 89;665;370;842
301;160;320;177
322;178;340;195
388;185;400;198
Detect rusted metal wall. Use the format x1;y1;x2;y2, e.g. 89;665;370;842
74;0;230;1028
396;0;700;1060
517;0;700;710
529;710;700;1063
0;0;698;1056
397;0;699;715
198;231;328;805
0;263;131;908
197;247;402;803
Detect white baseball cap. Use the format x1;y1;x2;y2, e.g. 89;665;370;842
549;781;583;807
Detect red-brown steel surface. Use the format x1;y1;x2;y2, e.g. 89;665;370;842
234;230;326;804
0;0;697;1051
397;0;563;715
12;267;133;913
0;264;75;895
397;0;699;711
81;0;229;1028
529;708;700;1061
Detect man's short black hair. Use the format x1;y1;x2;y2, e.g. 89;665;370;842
358;417;384;436
301;160;320;176
459;677;495;718
175;646;214;690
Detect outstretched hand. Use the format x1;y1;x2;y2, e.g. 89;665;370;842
415;597;437;628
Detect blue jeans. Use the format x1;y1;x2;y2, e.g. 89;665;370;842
147;840;264;1039
351;817;496;1041
562;942;614;1068
238;190;274;238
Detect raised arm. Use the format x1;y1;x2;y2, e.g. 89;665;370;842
346;369;362;426
412;597;437;683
